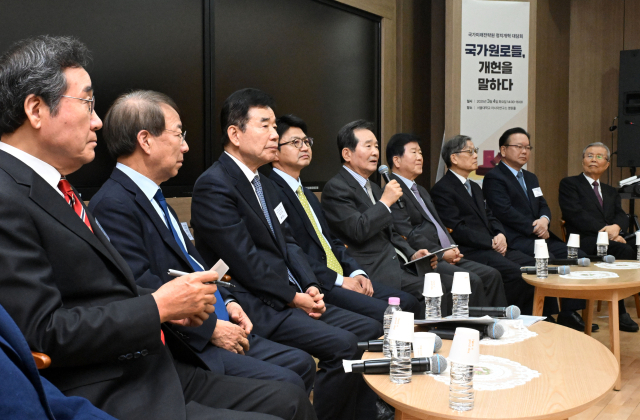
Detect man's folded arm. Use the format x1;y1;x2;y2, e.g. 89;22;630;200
0;197;164;368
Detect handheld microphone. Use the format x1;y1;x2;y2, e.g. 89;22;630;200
468;305;521;319
358;336;443;353
351;354;447;374
433;322;504;339
377;165;405;209
521;266;571;275
587;255;615;263
549;258;591;266
431;329;486;340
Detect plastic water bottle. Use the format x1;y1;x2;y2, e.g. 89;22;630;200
451;294;469;318
383;297;402;358
425;296;442;319
389;339;412;384
449;362;474;411
597;245;608;257
567;246;578;259
637;245;640;261
536;257;548;278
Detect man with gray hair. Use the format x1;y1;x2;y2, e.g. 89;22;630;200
559;142;638;332
0;35;314;420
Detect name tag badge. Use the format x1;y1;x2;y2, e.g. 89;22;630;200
181;222;194;240
532;187;543;197
274;202;288;224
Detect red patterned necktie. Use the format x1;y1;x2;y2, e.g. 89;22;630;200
57;178;93;233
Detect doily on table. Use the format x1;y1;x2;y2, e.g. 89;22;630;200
559;271;619;279
480;320;537;346
595;262;640;270
428;355;540;391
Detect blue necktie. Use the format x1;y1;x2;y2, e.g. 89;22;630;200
464;180;473;196
251;175;303;292
154;189;228;321
516;171;529;201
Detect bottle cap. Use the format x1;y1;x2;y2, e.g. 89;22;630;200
388;297;400;305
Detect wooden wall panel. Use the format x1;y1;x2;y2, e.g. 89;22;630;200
567;0;624;180
430;0;446;185
534;0;570;235
624;0;640;51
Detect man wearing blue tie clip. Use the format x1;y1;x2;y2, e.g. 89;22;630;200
89;90;316;393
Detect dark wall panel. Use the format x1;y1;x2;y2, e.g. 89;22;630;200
213;0;380;188
0;0;205;198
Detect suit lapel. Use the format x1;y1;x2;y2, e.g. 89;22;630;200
111;169;192;268
446;171;491;229
499;162;533;211
220;154;277;240
340;167;374;208
394;174;431;223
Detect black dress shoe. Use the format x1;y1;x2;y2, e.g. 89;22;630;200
557;311;598;332
620;313;639;332
376;397;395;420
544;315;556;323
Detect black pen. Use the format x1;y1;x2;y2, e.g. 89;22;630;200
168;269;235;287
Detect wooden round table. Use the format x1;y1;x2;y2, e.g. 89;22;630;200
523;262;640;390
362;322;617;420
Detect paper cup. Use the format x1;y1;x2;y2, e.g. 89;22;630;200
448;327;480;365
534;242;549;259
413;332;436;357
387;311;414;342
535;239;546;246
423;273;443;297
451;272;471;295
597;231;609;245
567;234;580;248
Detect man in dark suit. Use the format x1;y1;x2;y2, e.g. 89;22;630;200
559;142;638;332
385;133;507;310
0;35;314;420
0;303;117;420
321;120;498;316
430;135;557;316
268;114;419;322
483;127;594;331
89;91;316;392
191;89;383;420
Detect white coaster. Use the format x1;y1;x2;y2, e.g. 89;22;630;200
595;262;640;270
428;354;540;391
559;271;619;279
480;320;537;346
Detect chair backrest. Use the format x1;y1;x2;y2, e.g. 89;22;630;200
560;219;567;242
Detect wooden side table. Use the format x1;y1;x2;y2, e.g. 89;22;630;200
362;322;617;419
523;263;640;390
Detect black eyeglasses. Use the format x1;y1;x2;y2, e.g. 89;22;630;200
61;95;95;114
455;147;479;156
164;129;187;144
279;137;314;149
505;144;533;151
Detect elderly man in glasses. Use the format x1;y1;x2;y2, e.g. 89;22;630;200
483;127;596;331
559;142;639;332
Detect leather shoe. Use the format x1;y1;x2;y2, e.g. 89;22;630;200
620;313;639;332
557;311;599;332
544;315;556;323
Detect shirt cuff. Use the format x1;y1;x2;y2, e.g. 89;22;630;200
224;298;237;306
349;270;367;278
335;274;343;287
541;215;550;223
380;202;391;213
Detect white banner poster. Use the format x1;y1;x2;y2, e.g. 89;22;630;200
460;0;530;184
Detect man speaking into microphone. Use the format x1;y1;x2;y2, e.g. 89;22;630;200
559;142;638;332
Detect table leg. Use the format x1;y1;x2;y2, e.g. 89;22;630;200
532;287;545;316
584;300;594;336
608;296;621;391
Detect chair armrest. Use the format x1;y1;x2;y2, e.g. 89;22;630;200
32;351;51;369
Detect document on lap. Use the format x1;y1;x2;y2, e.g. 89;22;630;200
403;245;459;265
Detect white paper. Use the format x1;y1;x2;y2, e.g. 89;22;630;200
181;222;194;240
518;315;546;327
274;202;288;224
404;245;458;266
532;187;542;197
414;315;495;325
210;259;229;278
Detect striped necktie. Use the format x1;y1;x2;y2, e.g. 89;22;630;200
58;178;93;233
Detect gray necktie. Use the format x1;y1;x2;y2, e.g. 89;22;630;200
364;180;376;205
464;180;472;196
516;171;529;201
410;183;451;248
